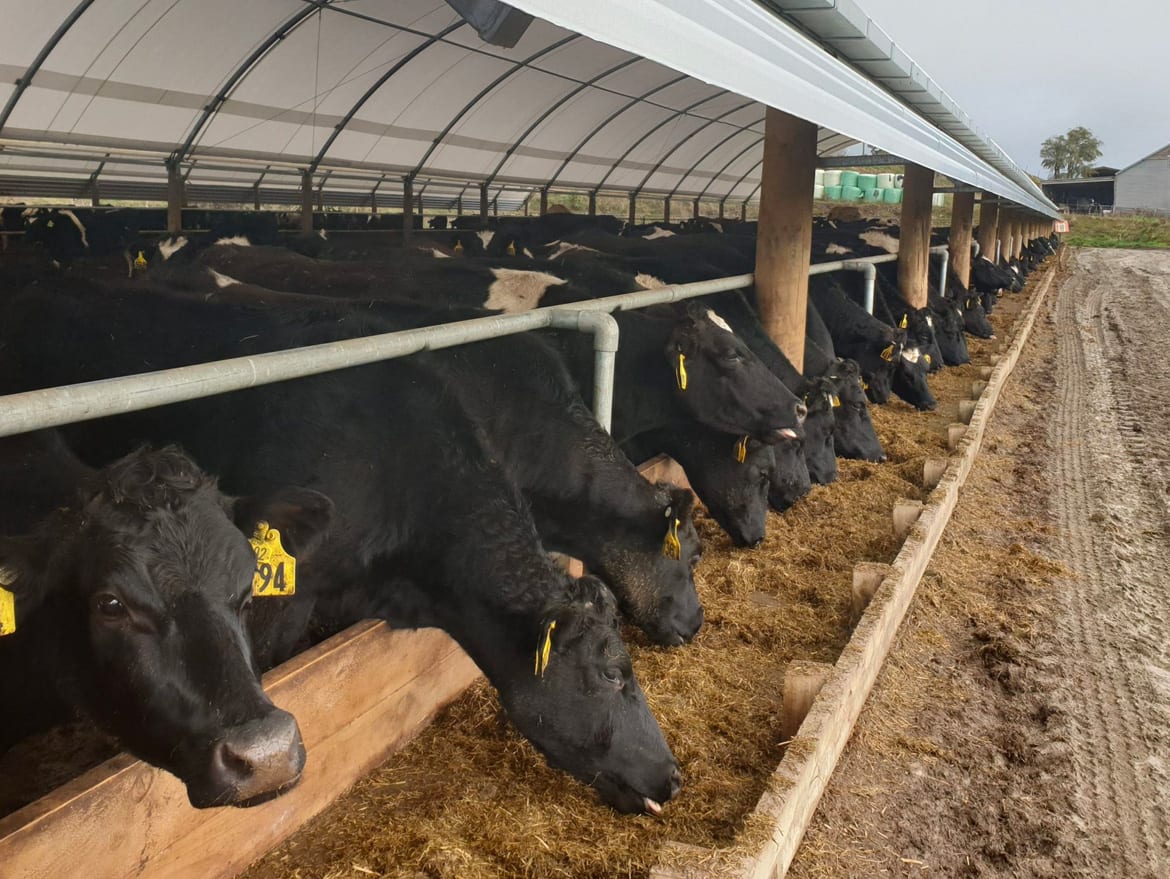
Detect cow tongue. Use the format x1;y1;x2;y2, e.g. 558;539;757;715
779;428;799;440
644;797;663;816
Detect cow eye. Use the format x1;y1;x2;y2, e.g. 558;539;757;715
94;594;127;620
601;667;624;686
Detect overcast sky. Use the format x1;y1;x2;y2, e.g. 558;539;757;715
857;0;1170;176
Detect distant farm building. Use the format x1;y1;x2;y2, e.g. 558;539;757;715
1041;167;1116;213
1114;144;1170;214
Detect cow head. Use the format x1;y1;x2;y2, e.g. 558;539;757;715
583;485;703;646
768;432;812;512
499;575;682;815
799;377;839;485
670;430;772;548
0;447;333;809
962;296;996;339
854;330;904;404
930;302;970;366
666;302;806;443
890;344;937;411
821;359;885;462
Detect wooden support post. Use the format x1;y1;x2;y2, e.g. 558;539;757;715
893;498;924;540
947;423;967;450
754;107;816;369
299;169;314;235
897;162;935;308
923;457;948;490
166;160;184;235
949;190;975;289
492;195;498;217
587;191;596;216
1010;211;1023;259
479;183;488;220
692;198;700;219
663;196;671;224
976;198;999;265
782;661;833;742
628;192;637;226
539;187;548;216
718;199;725;220
740;202;747;222
253;184;262;211
370;190;378;214
957;399;977;424
852;562;892;619
402;176;414;247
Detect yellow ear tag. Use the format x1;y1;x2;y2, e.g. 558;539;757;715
899;314;908;329
535;620;556;677
734;435;748;464
924;353;932;366
674;353;688;391
662;517;682;559
46;220;55;229
454;240;464;253
0;568;15;636
134;250;147;268
880;343;895;362
830;394;841;408
862;379;870;391
506;241;516;256
249;521;296;597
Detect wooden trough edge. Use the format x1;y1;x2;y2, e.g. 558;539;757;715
651;263;1059;879
0;456;693;879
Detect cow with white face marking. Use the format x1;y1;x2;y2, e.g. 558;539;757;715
21;207;139;276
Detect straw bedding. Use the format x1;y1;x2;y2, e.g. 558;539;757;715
241;299;1026;879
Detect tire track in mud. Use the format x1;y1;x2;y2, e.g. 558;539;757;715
1050;248;1170;876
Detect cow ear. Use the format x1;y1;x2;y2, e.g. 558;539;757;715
0;535;53;630
666;484;696;522
683;300;710;325
232;487;334;561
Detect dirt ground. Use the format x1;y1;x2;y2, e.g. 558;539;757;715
790;247;1170;878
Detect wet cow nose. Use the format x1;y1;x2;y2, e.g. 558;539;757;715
794;402;808;423
211;709;305;803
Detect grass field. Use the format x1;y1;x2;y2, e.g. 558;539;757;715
1065;214;1170;249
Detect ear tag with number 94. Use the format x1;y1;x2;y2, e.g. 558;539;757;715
250;521;296;597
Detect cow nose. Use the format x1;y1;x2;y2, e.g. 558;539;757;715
794;402;808;423
211;710;305;804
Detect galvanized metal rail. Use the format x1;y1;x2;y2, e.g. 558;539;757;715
0;247;949;438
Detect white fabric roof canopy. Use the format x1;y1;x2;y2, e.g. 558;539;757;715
0;0;1057;216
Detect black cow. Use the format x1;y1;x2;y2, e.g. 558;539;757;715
870;268;944;373
705;290;837;485
623;425;773;547
803;303;886;462
808;275;903;405
0;431;331;808
0;282;682;815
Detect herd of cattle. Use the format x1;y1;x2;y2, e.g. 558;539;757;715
0;204;1057;818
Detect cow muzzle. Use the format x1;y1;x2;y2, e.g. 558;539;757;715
197;709;306;808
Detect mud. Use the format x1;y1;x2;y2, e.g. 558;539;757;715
790;247;1170;878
